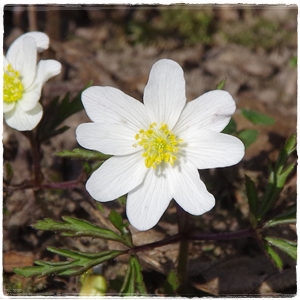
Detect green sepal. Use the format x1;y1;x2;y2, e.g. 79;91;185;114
264;236;297;261
241;109;275;125
32;216;127;245
54;148;111;161
263;205;296;228
237;129;258;148
13;248;122;278
263;241;283;270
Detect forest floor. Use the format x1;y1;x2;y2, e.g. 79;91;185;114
2;4;297;297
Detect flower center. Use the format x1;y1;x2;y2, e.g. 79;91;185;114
3;64;24;103
134;122;183;169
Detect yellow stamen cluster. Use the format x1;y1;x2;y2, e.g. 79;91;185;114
134;122;183;169
3;64;24;103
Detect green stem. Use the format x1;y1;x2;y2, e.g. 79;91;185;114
176;204;190;295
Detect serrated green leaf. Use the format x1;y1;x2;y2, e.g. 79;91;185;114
54;148;111;161
237;129;258;148
13;248;122;278
32;217;126;245
264;237;297;261
263;206;296;228
264;241;283;270
241;109;275;125
222;118;236;134
216;78;226;90
245;175;258;220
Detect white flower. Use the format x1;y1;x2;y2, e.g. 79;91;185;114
3;32;62;131
76;59;245;231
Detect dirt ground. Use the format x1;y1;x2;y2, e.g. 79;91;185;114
2;4;297;296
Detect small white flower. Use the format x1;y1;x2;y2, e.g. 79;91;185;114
3;32;62;131
76;59;245;231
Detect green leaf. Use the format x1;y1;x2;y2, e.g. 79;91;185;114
264;237;297;261
163;270;180;295
289;56;297;68
54;148;111;161
237;129;258;148
263;206;296;228
241;109;275;125
120;255;146;296
258;134;296;218
216;78;226;90
120;256;136;296
109;210;133;248
264;241;283;270
131;256;147;295
37;82;91;142
32;217;126;245
13;248;122;278
245;175;258;226
222;118;236;134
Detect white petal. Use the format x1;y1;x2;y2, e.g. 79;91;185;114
180;128;245;169
174;90;236;134
86;154;147;202
22;31;50;52
33;59;62;85
76;122;140;155
126;169;172;231
18;89;41;112
82;86;150;131
6;36;37;88
143;59;186;129
18;60;61;112
168;161;215;215
4;102;43;131
3;101;15;113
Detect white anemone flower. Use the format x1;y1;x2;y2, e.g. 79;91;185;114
76;59;245;231
3;32;62;131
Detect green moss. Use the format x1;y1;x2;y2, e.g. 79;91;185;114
221;18;296;50
125;7;214;46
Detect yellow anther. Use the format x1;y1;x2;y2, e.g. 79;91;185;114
133;122;183;169
3;64;24;103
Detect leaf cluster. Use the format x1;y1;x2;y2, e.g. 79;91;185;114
36;82;91;143
244;133;297;269
14;211;133;277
